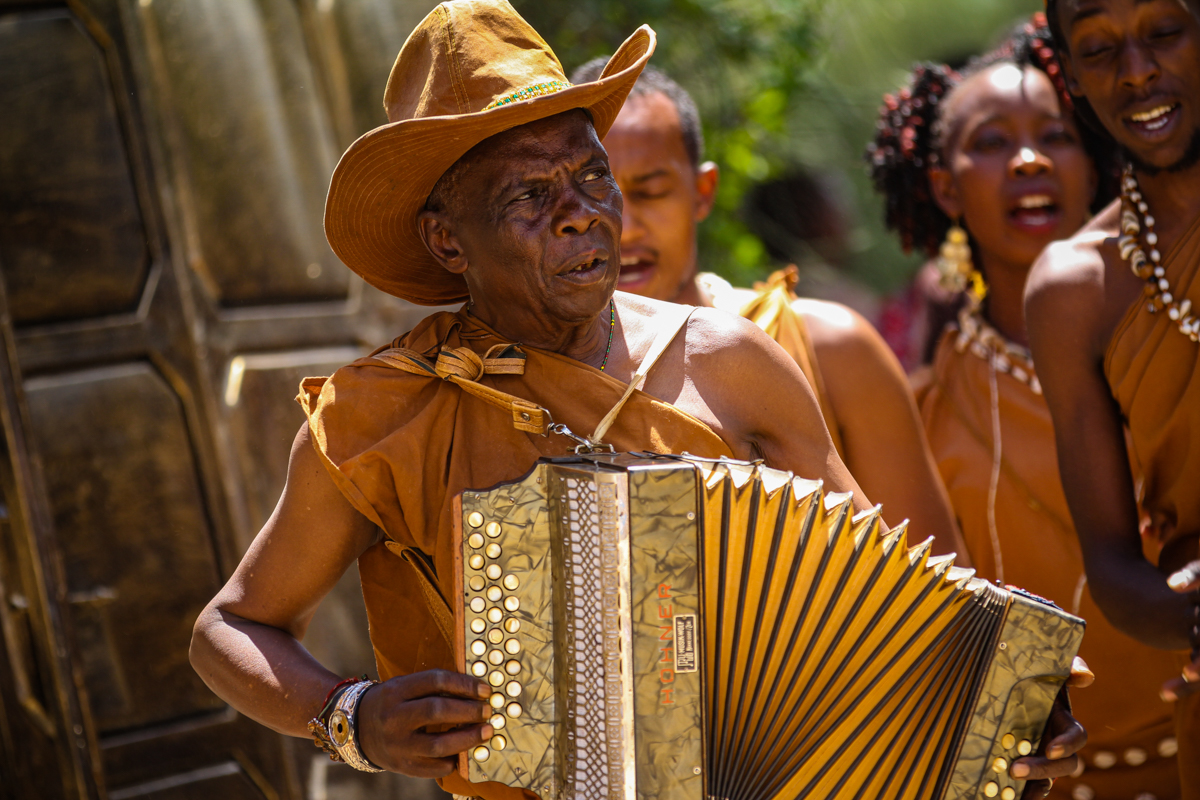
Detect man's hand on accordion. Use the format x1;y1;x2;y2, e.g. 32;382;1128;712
1012;656;1093;799
1162;559;1200;701
357;669;495;777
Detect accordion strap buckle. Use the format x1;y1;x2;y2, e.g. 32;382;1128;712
550;422;615;454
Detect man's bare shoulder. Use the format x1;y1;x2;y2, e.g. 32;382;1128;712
792;298;887;358
1026;199;1119;309
615;290;771;360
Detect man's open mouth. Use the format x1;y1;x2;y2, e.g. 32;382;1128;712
618;255;655;287
1008;193;1060;231
1126;103;1181;136
558;256;608;285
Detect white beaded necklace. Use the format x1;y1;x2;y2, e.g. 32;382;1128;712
1119;165;1200;342
953;305;1043;395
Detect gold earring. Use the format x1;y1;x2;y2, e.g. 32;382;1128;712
937;223;972;292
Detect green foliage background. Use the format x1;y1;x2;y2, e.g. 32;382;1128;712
514;0;1040;293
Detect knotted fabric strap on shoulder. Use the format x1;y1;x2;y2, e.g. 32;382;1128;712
368;343;550;434
591;304;695;443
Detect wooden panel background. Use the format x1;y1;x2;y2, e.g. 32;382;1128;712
0;0;445;797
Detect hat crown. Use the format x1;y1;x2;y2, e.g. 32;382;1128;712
383;0;569;124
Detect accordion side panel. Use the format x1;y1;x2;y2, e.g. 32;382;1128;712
460;467;561;796
943;591;1085;800
626;463;704;800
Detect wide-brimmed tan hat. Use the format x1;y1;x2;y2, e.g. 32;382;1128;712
324;0;655;305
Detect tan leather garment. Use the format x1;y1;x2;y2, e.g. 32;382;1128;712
1106;211;1200;800
919;331;1183;800
299;309;731;800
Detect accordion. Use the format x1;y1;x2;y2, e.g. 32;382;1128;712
453;454;1084;800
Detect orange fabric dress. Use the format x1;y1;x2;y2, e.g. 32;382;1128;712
1106;212;1200;800
299;309;732;799
918;319;1182;800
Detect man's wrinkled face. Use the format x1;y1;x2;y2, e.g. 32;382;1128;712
430;111;623;325
602;92;716;300
1058;0;1200;172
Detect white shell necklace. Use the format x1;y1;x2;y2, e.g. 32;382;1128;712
1119;164;1200;342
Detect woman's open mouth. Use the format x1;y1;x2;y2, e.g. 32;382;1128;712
618;255;656;289
1008;194;1061;234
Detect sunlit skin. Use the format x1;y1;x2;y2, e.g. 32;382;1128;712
606;92;967;566
605;92;718;302
1027;0;1200;699
189;110;878;778
931;63;1097;348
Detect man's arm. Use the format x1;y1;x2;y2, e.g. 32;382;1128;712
799;299;969;563
190;423;494;776
1026;242;1195;651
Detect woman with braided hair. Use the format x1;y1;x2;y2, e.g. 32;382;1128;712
870;16;1183;800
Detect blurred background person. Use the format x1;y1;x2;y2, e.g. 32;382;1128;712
870;15;1180;800
571;58;966;559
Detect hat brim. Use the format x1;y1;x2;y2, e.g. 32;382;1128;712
324;25;656;306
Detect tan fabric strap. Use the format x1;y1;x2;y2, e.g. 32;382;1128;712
369;344;549;434
591;304;694;443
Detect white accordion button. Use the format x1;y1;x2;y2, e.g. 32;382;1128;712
485;543;502;559
491;735;507;751
504;618;521;634
490;713;505;729
487;629;503;645
470;598;485;614
489;693;506;709
471;661;486;677
469;576;485;592
983;782;998;797
1124;747;1148;766
1091;751;1116;769
504;596;520;612
468;553;485;570
486;564;502;580
467;512;484;528
488;649;504;665
505;659;521;676
486;521;502;538
1158;737;1178;757
1017;740;1032;756
505;680;522;697
506;702;522;718
488;671;503;687
468;533;484;550
487;586;503;602
1001;734;1015;750
472;745;490;762
992;757;1007;773
1000;788;1015;800
503;574;519;591
470;640;486;657
504;639;522;655
487;607;503;624
470;618;485;634
1072;785;1095;800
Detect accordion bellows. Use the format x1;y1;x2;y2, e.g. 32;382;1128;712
453;454;1084;800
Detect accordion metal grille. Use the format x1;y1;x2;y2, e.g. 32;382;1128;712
563;478;612;797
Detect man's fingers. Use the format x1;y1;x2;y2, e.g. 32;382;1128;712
419;723;494;759
398;755;460;779
1011;754;1080;782
1044;705;1088;757
399;669;492;702
408;695;493;729
1167;560;1200;593
1066;656;1094;689
1161;661;1200;701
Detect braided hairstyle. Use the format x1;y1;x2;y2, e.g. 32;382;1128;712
867;13;1119;258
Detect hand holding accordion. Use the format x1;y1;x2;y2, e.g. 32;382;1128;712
453;454;1084;800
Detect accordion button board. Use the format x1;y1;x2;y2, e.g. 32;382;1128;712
453;454;1085;800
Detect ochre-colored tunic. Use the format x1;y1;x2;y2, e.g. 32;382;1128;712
918;328;1183;800
1106;212;1200;800
300;309;732;799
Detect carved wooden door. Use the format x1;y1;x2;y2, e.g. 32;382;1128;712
0;0;432;797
